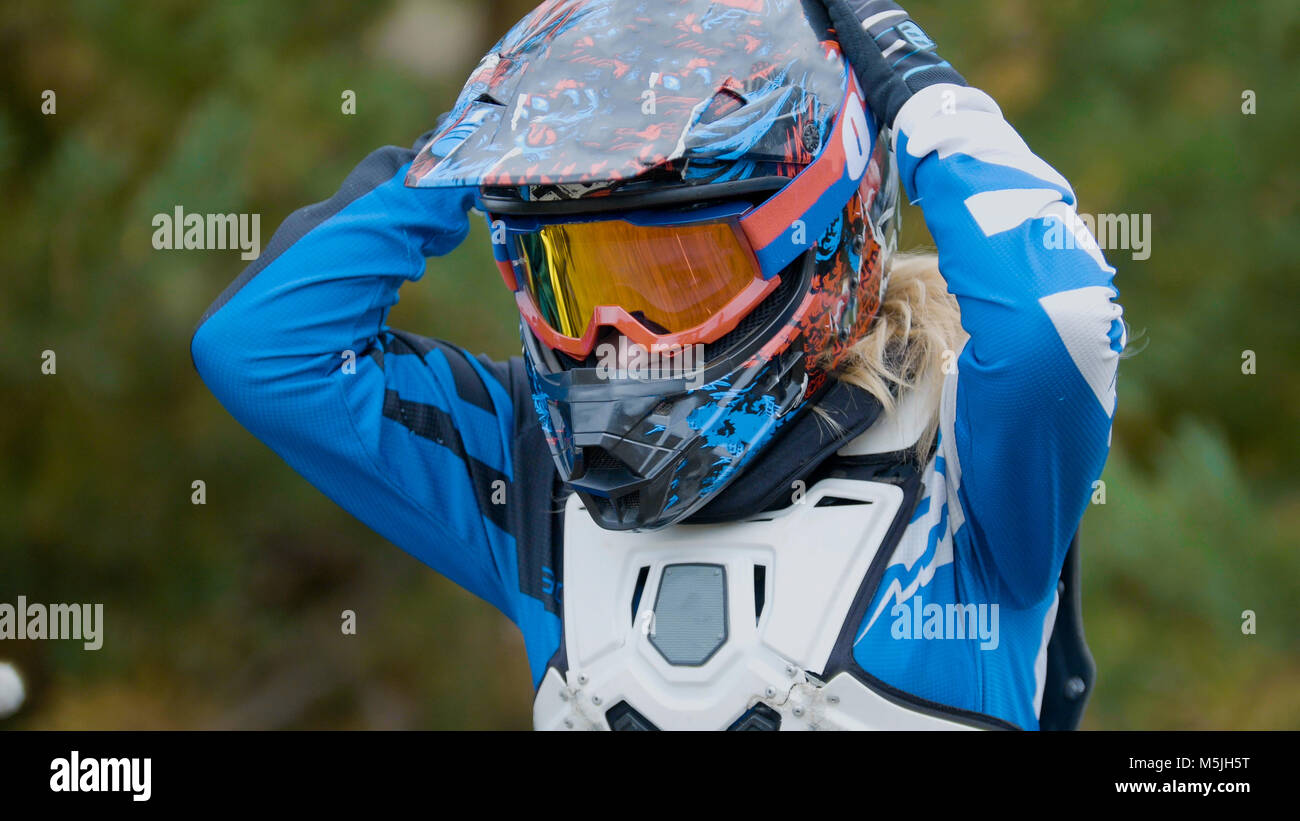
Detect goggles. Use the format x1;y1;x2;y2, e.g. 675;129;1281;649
487;73;875;359
490;203;780;358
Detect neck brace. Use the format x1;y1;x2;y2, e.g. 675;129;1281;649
686;378;885;524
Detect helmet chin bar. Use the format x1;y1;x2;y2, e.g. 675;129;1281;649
551;349;812;532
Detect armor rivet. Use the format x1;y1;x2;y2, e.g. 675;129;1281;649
577;673;589;685
801;122;820;154
827;695;840;705
592;695;602;706
792;706;805;717
564;719;573;728
765;687;776;698
785;665;796;677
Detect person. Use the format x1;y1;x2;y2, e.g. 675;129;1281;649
192;0;1124;730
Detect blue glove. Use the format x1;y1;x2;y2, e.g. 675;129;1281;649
819;0;967;128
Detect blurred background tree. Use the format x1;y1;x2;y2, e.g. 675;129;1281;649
1;0;1296;729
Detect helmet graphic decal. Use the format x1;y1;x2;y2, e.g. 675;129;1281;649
406;0;847;191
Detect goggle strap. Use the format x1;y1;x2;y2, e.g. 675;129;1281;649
740;70;873;277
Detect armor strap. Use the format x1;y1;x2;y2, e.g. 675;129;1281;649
1038;533;1096;730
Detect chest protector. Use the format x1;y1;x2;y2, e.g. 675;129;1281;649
531;379;1093;730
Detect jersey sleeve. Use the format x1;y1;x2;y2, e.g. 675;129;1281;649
894;84;1125;606
189;136;523;617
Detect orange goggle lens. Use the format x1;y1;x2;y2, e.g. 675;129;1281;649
513;217;761;340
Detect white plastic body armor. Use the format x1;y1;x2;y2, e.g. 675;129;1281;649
534;477;976;730
532;371;975;730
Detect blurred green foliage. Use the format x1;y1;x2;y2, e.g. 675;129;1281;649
1;0;1296;729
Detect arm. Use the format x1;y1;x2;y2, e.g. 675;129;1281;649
901;83;1122;605
190;130;523;616
825;1;1124;604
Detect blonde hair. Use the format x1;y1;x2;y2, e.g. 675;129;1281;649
824;252;964;459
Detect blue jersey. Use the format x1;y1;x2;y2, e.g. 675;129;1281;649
192;83;1122;729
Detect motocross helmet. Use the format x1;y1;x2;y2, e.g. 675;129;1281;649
406;0;899;530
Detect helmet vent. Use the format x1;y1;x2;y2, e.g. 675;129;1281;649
582;446;626;474
702;263;803;361
617;492;641;515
